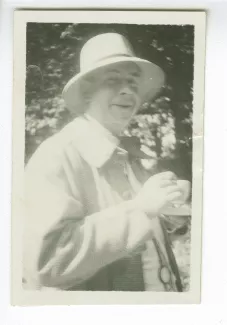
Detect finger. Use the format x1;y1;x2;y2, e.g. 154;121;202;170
160;180;178;188
164;185;182;195
156;171;177;181
166;191;182;202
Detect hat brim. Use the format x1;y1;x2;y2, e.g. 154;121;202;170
62;56;165;115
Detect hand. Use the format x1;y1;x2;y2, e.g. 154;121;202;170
133;171;182;218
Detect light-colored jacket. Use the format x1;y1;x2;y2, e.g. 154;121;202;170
23;116;182;291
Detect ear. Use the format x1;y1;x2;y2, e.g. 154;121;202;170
80;78;93;103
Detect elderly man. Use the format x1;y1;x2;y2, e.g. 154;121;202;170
24;33;185;292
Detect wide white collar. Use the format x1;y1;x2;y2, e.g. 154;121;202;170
70;114;127;168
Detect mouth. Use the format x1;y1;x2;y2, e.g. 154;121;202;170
111;103;135;120
112;104;133;109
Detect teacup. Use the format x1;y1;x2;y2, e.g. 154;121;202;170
161;179;191;216
172;180;191;207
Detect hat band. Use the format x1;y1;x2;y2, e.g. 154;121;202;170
82;53;133;70
95;53;132;62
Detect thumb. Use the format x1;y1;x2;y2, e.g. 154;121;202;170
167;191;182;202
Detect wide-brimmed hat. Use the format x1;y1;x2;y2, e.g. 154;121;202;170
62;33;165;115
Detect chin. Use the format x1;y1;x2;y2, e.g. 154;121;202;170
113;106;135;120
116;115;133;127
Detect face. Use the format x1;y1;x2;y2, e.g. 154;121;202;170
85;62;143;136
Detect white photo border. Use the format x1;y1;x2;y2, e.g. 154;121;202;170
11;10;206;305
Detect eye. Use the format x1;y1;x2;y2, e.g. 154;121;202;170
106;76;119;85
128;80;139;92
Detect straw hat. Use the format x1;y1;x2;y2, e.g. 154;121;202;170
62;33;165;115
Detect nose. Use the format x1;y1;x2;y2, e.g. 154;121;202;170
119;84;133;95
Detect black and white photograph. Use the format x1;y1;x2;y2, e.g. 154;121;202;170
12;10;205;305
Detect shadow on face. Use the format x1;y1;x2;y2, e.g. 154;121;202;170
81;62;145;135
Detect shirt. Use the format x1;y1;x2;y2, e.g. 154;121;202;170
24;114;181;291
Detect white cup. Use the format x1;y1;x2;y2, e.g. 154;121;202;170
173;180;191;206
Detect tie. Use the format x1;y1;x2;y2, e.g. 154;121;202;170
104;149;145;291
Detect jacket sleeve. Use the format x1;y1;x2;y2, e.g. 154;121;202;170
24;139;154;290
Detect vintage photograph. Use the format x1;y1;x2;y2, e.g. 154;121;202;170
12;10;205;305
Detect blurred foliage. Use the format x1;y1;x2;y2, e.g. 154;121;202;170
26;23;194;181
26;23;193;291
